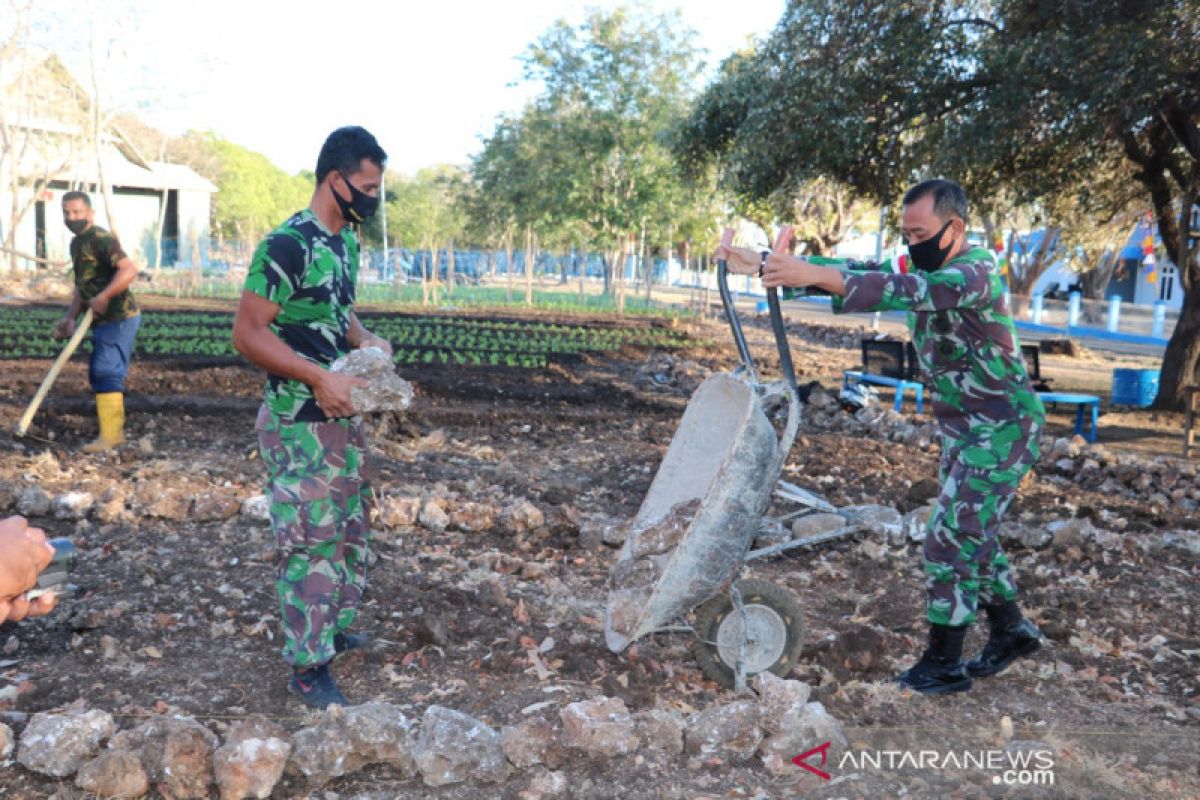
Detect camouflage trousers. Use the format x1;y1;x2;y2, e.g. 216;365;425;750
924;419;1040;626
256;405;372;667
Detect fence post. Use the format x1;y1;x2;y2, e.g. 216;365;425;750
1031;294;1044;325
1152;301;1166;338
1068;292;1081;327
1107;295;1121;333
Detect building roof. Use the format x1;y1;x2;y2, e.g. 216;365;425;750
4;53;215;195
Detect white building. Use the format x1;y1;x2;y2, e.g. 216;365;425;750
0;53;216;272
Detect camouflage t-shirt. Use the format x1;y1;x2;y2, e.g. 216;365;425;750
69;226;138;324
244;208;360;423
831;247;1045;461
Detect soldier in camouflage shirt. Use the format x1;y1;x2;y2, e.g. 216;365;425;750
719;180;1045;695
233;127;391;709
53;191;142;452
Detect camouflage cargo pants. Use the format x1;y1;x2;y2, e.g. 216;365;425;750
924;418;1040;626
256;405;372;667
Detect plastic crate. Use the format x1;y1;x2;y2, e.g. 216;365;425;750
1111;368;1159;407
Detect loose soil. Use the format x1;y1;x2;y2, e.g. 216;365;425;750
0;297;1196;799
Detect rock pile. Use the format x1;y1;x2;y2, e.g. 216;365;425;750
633;351;711;395
803;387;938;449
802;386;1200;513
5;676;846;797
1038;435;1200;513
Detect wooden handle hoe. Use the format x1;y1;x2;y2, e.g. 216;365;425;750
15;308;94;437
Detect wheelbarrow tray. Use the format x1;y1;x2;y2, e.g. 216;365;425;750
605;370;799;652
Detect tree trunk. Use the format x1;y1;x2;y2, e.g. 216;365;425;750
639;218;650;302
420;246;430;306
1009;226;1059;308
616;235;630;314
524;225;534;307
1153;187;1199;409
602;247;615;297
504;229;514;300
447;239;456;295
1157;282;1200;408
577;244;585;300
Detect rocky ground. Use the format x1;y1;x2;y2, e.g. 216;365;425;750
0;299;1196;799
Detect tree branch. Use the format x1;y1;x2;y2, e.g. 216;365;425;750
938;17;1002;34
1160;93;1200;165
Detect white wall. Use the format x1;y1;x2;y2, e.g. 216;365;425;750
176;189;211;267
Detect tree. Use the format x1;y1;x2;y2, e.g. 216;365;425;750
0;7;89;271
680;0;1199;407
951;0;1200;408
676;2;983;240
168;131;310;245
470;6;706;303
384;166;468;304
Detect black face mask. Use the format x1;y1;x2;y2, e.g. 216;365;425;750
65;219;89;235
906;219;956;272
332;171;379;224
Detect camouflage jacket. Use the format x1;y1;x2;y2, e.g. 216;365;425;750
831;247;1045;459
244;208;360;423
70;226;138;324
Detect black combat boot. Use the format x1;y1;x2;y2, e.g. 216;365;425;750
288;663;348;709
967;601;1042;678
896;623;973;695
333;631;370;655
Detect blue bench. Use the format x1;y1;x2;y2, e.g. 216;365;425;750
1038;392;1100;442
842;371;925;414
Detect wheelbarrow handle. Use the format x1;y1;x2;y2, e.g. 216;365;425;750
715;227;797;392
716;229;756;376
766;227;798;392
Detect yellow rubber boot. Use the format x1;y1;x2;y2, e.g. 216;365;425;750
81;392;125;453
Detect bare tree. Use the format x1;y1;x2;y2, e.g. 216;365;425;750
0;5;88;272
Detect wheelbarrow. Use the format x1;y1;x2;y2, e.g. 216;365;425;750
604;227;847;689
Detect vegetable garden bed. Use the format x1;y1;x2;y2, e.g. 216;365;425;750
0;306;694;369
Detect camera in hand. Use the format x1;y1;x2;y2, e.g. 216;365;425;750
31;538;78;598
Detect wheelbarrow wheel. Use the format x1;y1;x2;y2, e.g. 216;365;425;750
691;578;805;689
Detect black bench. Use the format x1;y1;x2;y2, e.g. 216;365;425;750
842;339;924;413
1021;344;1053;392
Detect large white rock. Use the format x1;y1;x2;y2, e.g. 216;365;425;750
289;702;416;786
75;748;149;798
752;672;813;735
330;346;414;414
790;513;846;539
111;715;218;799
559;696;639;759
412;705;509;787
53;491;94;520
684;700;763;762
18;709;115;777
758;701;848;777
213;715;292;800
840;504;903;543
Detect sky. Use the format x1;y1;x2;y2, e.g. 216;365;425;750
20;0;785;176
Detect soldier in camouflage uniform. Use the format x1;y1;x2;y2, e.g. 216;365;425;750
233;127;391;708
719;179;1044;695
53;191;142;453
